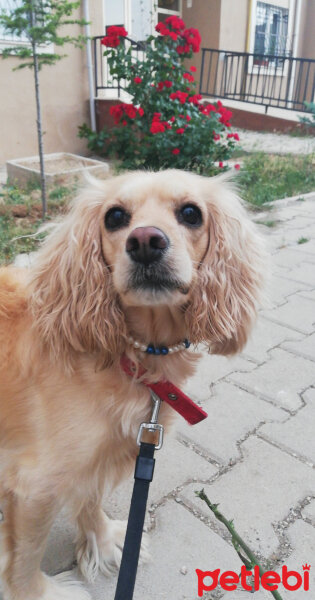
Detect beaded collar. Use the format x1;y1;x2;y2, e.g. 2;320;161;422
127;335;191;356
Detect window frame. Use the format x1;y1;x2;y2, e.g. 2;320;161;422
248;0;297;76
0;0;54;54
153;0;182;29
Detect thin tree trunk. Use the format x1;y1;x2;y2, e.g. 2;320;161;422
30;4;47;218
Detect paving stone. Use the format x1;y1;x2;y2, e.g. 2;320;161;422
85;501;241;600
179;437;315;557
41;508;76;575
243;316;303;363
298;289;315;302
261;295;315;335
276;521;315;599
267;226;315;250
259;401;315;464
176;382;286;464
282;332;315;361
294;238;315;255
182;351;255;404
284;216;315;230
221;591;270;599
229;348;315;411
105;435;217;520
302;499;315;525
266;274;312;307
273;248;315;269
281;262;315;287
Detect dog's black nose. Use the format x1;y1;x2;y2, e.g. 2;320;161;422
126;227;169;265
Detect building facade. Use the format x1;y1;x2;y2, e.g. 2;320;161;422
0;0;314;163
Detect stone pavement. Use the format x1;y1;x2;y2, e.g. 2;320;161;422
2;192;315;600
238;130;315;155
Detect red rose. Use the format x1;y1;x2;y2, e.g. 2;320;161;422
107;26;127;37
155;22;170;36
219;161;224;168
182;27;201;53
172;148;180;154
150;121;165;134
157;82;164;91
170;116;176;122
152;112;161;121
234;133;240;141
121;120;127;126
176;128;185;134
188;94;202;105
101;35;120;48
164;80;173;88
138;107;144;117
183;73;194;82
133;77;142;84
234;163;241;170
123;103;137;119
176;43;190;55
186;115;191;121
165;16;186;31
213;133;220;141
190;66;197;72
109;105;124;124
170;90;188;104
167;31;178;41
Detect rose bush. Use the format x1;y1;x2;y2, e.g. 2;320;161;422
79;18;239;172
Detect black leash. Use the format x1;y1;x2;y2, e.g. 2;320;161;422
114;391;164;600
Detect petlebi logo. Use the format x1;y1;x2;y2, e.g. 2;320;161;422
196;564;311;595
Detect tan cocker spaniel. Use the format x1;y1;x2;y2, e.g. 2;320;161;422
0;170;265;600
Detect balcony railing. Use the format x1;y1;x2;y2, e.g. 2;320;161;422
199;49;315;113
93;35;146;98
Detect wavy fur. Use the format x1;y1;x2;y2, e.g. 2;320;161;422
0;169;265;600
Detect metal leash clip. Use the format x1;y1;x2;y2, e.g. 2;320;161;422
137;389;164;450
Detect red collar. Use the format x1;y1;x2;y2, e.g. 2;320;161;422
120;355;208;426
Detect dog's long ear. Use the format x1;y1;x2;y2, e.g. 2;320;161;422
29;182;126;369
186;178;266;355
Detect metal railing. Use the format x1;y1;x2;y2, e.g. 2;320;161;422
93;35;146;98
199;49;315;113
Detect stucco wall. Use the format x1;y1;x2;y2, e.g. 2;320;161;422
182;0;221;76
0;13;90;163
219;0;249;51
299;0;315;59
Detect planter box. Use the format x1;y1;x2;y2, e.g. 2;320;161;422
6;152;109;188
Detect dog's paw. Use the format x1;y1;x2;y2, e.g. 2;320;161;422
42;572;91;600
2;572;91;600
77;519;150;582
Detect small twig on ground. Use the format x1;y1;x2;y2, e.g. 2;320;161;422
195;489;283;600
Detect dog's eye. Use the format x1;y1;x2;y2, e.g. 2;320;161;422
105;207;130;231
178;204;202;227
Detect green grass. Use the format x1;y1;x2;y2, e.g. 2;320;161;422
0;181;77;265
298;237;309;245
0;152;315;264
238;152;315;208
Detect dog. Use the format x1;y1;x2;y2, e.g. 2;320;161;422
0;169;265;600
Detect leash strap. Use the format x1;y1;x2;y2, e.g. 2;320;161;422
120;355;208;425
114;441;155;600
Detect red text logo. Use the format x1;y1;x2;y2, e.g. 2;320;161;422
196;564;311;595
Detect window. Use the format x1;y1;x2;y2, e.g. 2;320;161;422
0;0;28;42
156;0;182;25
0;1;54;53
254;2;289;61
131;0;153;42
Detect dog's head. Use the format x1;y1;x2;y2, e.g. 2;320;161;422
30;170;265;366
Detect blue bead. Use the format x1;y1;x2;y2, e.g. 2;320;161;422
184;338;190;348
146;345;155;354
161;346;169;355
154;348;161;355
